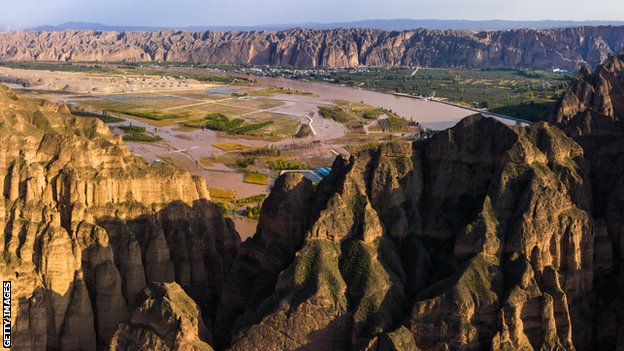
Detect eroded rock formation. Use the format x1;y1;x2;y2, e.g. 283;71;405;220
1;26;624;69
0;85;239;350
551;51;624;350
215;114;602;350
109;282;213;350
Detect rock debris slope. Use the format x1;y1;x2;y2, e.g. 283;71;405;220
0;85;238;350
1;26;624;69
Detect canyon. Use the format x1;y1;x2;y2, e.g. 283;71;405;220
1;52;624;350
1;26;624;69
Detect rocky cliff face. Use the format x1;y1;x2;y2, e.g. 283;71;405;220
0;85;239;350
551;52;624;349
109;282;214;350
214;114;605;350
1;26;624;69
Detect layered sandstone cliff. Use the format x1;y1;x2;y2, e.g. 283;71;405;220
109;282;214;350
215;114;603;350
551;52;624;349
0;85;239;350
1;26;624;69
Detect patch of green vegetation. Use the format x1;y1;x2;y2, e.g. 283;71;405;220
122;65;248;84
377;115;411;132
242;145;281;157
234;194;267;205
122;133;162;142
236;158;255;168
184;112;273;135
119;125;162;142
0;61;109;73
185;112;244;131
361;108;386;120
71;110;125;123
319;106;354;123
243;171;269;185
207;187;236;211
230;121;273;134
208;187;236;200
243;204;262;219
249;86;316;97
266;159;308;171
119;125;147;133
110;109;190;121
490;101;555;121
294;124;313;138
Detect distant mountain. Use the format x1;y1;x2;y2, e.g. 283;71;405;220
28;21;300;32
3;26;624;69
28;19;624;32
0;24;16;32
306;19;624;31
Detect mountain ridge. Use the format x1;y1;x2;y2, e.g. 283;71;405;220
2;26;624;69
25;19;624;32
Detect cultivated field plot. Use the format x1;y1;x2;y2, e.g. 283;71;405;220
76;90;301;139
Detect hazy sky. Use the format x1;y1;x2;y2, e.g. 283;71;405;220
1;0;624;27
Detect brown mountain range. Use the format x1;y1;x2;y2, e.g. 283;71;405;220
1;26;624;69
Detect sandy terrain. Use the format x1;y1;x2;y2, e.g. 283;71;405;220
0;67;216;94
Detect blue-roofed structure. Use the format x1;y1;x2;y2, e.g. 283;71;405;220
279;166;332;183
315;167;331;177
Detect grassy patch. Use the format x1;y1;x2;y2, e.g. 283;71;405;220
119;125;163;142
185;112;244;131
0;61;109;73
119;125;147;133
122;133;162;142
71;110;125;123
184;112;274;136
199;157;214;167
207;187;236;209
294;124;313;138
242;146;281;157
361;108;386;120
234;194;267;204
111;109;190;121
207;187;236;200
248;86;316;97
243;172;269;185
243;204;262;219
319;106;354;123
377;115;412;132
266;158;308;171
213;142;251;152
